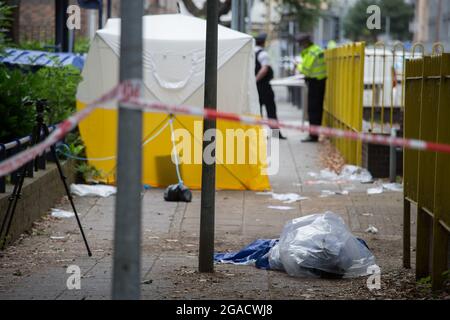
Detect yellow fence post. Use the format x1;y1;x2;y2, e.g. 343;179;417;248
431;53;450;291
324;42;365;166
405;44;450;289
404;49;424;269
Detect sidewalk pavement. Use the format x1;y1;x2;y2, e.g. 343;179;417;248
0;97;425;300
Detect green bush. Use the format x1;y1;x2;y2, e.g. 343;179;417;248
10;37;90;54
0;62;82;142
0;1;12;54
0;66;36;142
74;37;90;54
29;61;82;125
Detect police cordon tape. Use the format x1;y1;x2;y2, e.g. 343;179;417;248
1;80;450;178
123;96;450;154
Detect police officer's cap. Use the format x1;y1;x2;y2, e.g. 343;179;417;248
295;33;312;43
255;33;268;42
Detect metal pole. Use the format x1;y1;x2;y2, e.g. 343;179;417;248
231;0;239;30
107;0;112;18
239;0;246;32
98;4;103;29
55;0;69;52
386;16;391;43
112;0;144;300
389;128;397;183
247;0;253;33
199;0;218;273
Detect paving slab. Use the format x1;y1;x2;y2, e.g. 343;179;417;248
0;99;431;300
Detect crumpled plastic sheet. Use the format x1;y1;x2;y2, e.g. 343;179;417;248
70;184;117;197
269;212;377;278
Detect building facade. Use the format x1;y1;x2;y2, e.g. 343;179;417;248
412;0;450;50
7;0;180;44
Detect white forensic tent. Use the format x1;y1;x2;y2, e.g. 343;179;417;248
76;14;271;190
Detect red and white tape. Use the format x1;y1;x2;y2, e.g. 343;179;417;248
1;80;450;178
125;96;450;155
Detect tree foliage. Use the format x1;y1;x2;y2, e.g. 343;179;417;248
0;63;82;142
344;0;414;42
278;0;323;31
182;0;324;31
0;1;13;53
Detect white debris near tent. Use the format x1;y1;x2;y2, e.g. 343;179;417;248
320;190;349;198
367;186;383;195
70;184;117;197
257;192;309;204
382;183;403;192
308;165;373;183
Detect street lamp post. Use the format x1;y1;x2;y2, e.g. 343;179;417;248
112;0;144;300
199;0;219;273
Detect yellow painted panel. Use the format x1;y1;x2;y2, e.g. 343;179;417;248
76;101;271;191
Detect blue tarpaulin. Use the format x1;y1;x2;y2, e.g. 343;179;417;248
0;48;85;71
214;239;278;270
214;238;370;273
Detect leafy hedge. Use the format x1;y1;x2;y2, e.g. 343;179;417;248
0;63;82;143
0;1;12;54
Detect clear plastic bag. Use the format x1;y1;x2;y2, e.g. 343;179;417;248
268;212;377;278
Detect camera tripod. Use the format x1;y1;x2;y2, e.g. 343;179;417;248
0;100;92;256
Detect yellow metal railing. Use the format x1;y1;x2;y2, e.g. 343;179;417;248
324;42;433;168
403;52;450;291
324;42;365;166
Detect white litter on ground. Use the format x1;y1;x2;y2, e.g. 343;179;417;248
51;209;74;219
339;165;373;183
308;165;373;184
256;192;273;196
382;183;403;192
257;192;309;203
367;186;383;195
362;213;374;217
268;206;294;211
365;225;379;234
50;236;66;240
70;184;117;197
271;193;309;203
320;190;349;197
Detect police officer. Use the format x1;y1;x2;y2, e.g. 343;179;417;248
255;33;286;140
296;34;327;142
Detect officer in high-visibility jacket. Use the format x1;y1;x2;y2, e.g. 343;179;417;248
296;34;327;142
